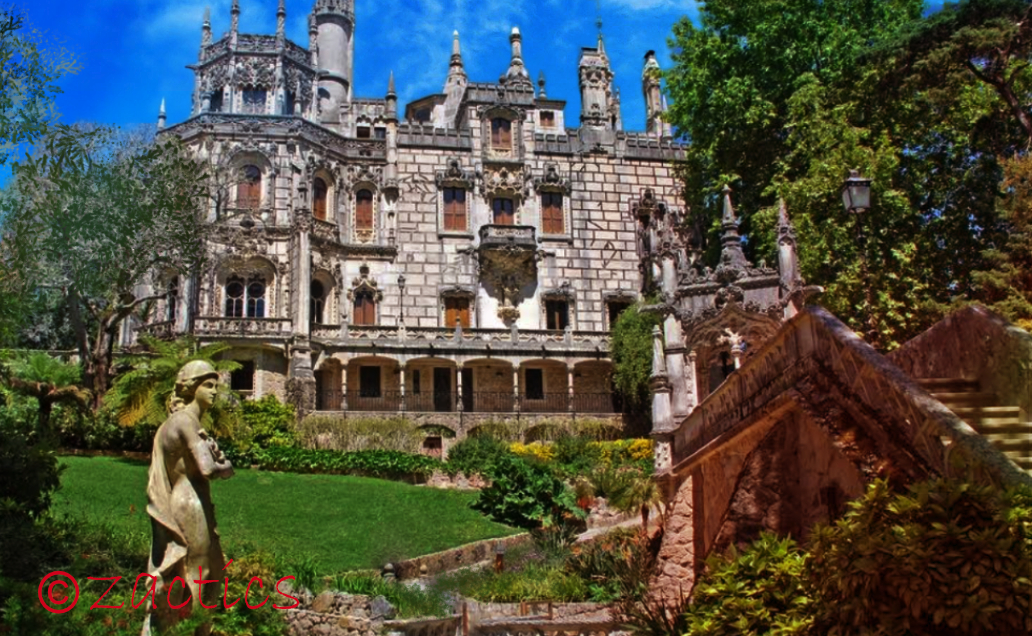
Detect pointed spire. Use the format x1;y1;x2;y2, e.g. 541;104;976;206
387;70;396;96
230;0;240;45
537;71;547;98
277;0;287;39
719;185;750;268
157;98;166;130
448;29;466;79
200;7;211;48
777;197;798;244
504;27;533;90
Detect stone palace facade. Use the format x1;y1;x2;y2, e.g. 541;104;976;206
138;0;688;435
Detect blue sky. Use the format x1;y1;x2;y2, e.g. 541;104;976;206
28;0;699;134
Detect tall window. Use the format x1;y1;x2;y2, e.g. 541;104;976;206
545;300;569;330
540;111;555;127
313;177;328;221
210;88;223;113
311;280;326;323
284;91;295;115
444;297;470;328
224;275;266;318
237;165;261;208
542;192;564;234
166;276;179;323
607;300;632;330
353;290;376;325
491;118;512;150
242;88;266;114
443;187;467;231
356;189;374;231
492;198;515;225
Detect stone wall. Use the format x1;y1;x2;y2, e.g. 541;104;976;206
391;533;531;581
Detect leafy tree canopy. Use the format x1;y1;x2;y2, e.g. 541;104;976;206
0;124;211;407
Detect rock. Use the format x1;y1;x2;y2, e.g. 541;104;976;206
370;595;397;620
311;591;337;614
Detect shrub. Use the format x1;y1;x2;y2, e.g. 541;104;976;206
510;441;555;463
682;532;812;636
446;434;516;477
808;478;1032;635
327;571;450;618
296;415;438;453
224;445;443;481
434;562;590;602
472;454;584;529
240;394;297;448
568;527;660;605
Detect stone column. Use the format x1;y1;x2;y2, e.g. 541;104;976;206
456;364;464;412
661;253;678;297
399;363;406;412
341;364;348;412
664;313;690;420
685;350;699;410
567;364;576;412
295;202;312;338
512;366;520;413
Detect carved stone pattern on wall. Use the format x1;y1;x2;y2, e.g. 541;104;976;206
534;162;572;195
235;57;276;87
480;165;529;199
435;157;476;189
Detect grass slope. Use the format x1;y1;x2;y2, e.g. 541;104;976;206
54;455;515;572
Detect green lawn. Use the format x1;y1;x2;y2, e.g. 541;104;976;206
55;456;516;573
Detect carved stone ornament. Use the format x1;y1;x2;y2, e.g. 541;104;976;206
534;162;572;194
234;57;276;88
436;157;475;189
633;188;657;220
346;164;382;191
480;165;528;199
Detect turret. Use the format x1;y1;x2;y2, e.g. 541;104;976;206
642;50;671;137
503;27;533;90
578;34;618;129
311;0;356;125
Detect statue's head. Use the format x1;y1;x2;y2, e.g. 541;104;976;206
174;360;220;408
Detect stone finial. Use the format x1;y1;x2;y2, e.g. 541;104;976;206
503;27;533;90
717;185;750;270
537;71;547;98
650;325;668;379
230;0;240;45
721;184;737;226
447;29;466;83
200;7;211;48
387;70;396;96
157;98;166;130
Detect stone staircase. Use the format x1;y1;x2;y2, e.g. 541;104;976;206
918;378;1032;473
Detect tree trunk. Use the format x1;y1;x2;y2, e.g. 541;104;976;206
88;320;117;412
39;397;54;432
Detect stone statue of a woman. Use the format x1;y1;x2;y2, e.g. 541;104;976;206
143;360;234;636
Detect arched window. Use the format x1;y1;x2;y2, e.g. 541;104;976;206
313;177;328;221
242;87;267;114
492;198;514;225
353;290;376;325
356;189;374;230
167;276;179;323
237;165;261;209
491;118;512;150
542;192;564;234
224;275;266;318
311;280;326;323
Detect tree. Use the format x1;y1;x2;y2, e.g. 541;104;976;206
0;124;210;409
664;0;923;261
609;303;661;416
1;351;88;431
103;336;240;434
0;6;80;166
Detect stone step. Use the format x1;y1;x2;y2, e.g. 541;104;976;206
1012;456;1032;471
973;420;1030;435
930;392;1000;408
950;406;1022;418
917;377;980;393
986;435;1032;452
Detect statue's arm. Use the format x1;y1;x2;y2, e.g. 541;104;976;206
179;422;235;480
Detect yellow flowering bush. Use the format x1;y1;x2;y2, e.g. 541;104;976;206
588;438;653;467
509;441;556;462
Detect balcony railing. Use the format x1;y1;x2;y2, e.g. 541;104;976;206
138;320;175;340
478;224;536;247
194;316;293;337
314;390;619;414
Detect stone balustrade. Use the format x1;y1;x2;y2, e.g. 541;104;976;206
671;305;1031;488
193;316;293;338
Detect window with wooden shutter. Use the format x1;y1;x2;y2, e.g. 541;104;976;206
313;177;328;220
444;297;470;328
353;292;376;325
356;189;374;230
542;192;564;234
443;187;466;231
545;300;569;330
491;118;512;150
237;165;261;208
492;198;514;225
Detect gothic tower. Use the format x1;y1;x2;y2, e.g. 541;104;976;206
578;35;618;130
642;50;671;137
311;0;356;124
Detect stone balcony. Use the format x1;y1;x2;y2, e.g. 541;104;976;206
477;224;539;293
193;316;293;339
